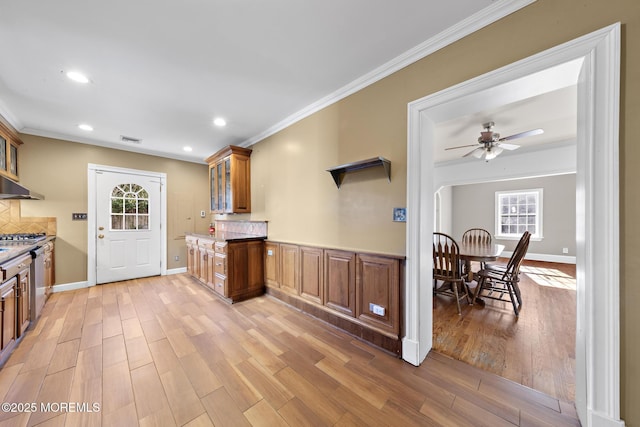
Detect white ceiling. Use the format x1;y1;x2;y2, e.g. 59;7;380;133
0;1;566;165
434;58;582;163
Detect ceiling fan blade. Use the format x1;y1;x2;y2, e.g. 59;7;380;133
499;142;520;150
445;143;478;151
498;128;544;141
463;147;485;158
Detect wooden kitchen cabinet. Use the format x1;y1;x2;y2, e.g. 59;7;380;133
0;277;17;360
186;235;198;277
206;145;252;214
197;237;214;285
2;254;32;338
0;119;22;181
226;240;264;302
185;235;265;303
17;268;30;337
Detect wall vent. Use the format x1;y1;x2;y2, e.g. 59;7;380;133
120;135;142;144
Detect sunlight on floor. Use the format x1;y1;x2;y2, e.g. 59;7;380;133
521;265;576;290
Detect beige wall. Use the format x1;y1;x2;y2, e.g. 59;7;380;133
246;0;639;423
17;135;210;285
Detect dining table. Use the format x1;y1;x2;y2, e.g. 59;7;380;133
458;242;505;283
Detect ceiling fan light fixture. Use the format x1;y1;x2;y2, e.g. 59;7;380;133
484;146;503;160
480;131;493;142
66;71;90;84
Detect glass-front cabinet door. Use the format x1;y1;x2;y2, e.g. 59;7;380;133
210;166;216;211
224;157;231;210
9;143;17;177
0;121;21;181
0;136;6;174
210;157;229;213
206;145;252;214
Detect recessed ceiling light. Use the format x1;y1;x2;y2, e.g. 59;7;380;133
78;124;93;131
213;117;226;127
66;71;90;84
183;146;193;152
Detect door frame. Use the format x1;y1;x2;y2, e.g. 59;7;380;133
405;24;622;426
87;163;167;286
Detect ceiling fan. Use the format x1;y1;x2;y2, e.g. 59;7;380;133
446;121;544;160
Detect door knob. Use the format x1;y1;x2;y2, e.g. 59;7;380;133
98;234;104;239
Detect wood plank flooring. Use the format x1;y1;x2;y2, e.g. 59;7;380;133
0;273;579;426
433;260;576;403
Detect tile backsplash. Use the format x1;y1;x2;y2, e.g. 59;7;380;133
215;220;267;236
0;200;56;235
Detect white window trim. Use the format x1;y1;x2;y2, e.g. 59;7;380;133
495;188;543;241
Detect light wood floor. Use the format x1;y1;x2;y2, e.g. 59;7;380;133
0;273;579;426
433;260;576;403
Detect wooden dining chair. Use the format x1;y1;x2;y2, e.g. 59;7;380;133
433;232;470;315
462;228;493;271
472;231;531;316
462;228;492;245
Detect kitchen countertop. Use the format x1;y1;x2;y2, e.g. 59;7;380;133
0;236;55;265
187;232;267;243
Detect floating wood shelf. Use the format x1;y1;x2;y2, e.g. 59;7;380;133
326;157;391;188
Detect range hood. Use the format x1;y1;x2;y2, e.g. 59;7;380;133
0;176;44;200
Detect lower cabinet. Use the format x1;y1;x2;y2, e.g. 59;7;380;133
186;235;198;277
226;240;264;302
17;268;30;337
0;253;33;365
185;235;265;303
264;241;404;356
0;277;16;360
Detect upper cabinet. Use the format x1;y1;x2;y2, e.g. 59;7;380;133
206;145;252;214
0;119;22;181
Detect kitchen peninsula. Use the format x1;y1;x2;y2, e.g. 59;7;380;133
185;220;266;303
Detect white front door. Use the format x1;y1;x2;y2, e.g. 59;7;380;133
95;169;162;284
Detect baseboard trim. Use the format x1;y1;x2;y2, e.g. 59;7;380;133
51;281;90;293
166;267;187;275
500;251;576;265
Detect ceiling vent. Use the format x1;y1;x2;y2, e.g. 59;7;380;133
120;135;142;144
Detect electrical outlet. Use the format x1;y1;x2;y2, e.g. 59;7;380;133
562;247;569;254
200;210;206;218
174;256;179;261
369;303;385;316
267;249;273;256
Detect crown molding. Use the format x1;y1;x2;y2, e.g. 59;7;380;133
240;0;537;147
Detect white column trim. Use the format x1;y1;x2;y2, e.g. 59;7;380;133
405;24;622;426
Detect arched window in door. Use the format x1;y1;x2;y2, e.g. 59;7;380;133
110;183;150;230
